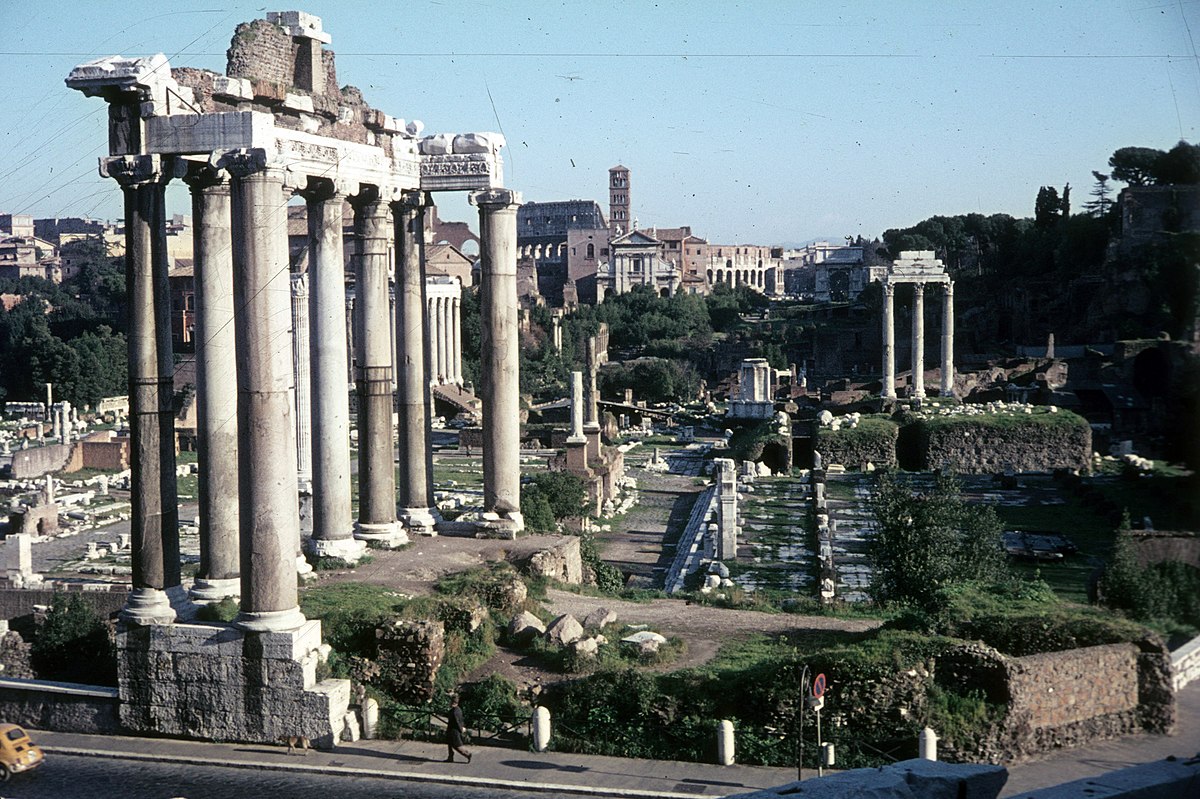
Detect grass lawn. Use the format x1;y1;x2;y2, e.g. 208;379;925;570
994;494;1113;603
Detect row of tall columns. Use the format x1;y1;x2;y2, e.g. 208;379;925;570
427;292;463;385
111;156;524;626
474;190;523;530
394;192;437;535
880;281;954;400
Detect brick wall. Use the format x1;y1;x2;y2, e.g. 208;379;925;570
226;20;295;88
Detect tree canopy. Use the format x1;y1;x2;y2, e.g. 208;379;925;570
866;471;1006;607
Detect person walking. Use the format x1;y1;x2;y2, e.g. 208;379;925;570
445;694;472;763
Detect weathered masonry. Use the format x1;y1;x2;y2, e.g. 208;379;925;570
67;10;521;745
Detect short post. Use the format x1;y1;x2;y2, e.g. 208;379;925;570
533;705;551;752
919;727;938;761
717;720;735;766
361;697;379;740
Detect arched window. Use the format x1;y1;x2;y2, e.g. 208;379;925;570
586;243;595;259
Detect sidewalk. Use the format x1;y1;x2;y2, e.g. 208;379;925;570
33;682;1200;798
34;729;799;798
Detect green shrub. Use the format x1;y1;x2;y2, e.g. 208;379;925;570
31;593;116;685
435;562;528;615
195;597;239;623
520;485;557;532
461;674;525;727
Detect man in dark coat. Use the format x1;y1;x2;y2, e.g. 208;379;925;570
445;694;472;763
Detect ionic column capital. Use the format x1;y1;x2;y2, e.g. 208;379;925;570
469;188;523;209
99;154;169;187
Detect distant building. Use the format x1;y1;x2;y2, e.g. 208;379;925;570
517;199;608;305
0;235;58;282
598;228;680;300
608;165;630;236
33;216;108;246
647;226;709;295
0;214;34;239
1118;184;1200;252
168;260;195;348
426;243;473;288
706;244;780;295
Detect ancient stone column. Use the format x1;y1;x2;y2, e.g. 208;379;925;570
291;272;313;490
940;281;955;396
304;181;362;561
184;164;240;603
912;283;926;399
472;189;523;534
882;282;896;399
584;335;602;462
451;293;463;384
102;154;182;625
393;191;435;536
223;150;305;632
352;190;401;544
569;371;586;443
437;297;449;384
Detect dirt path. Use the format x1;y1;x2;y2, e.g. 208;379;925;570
543;587;881;671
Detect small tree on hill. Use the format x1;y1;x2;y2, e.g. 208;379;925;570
31;593;116;685
866;471;1005;607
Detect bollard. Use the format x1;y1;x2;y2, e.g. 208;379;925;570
821;742;835;768
919;727;938;761
533;705;551;752
717;720;735;765
361;697;379;740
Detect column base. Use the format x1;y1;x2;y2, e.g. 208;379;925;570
305;535;368;563
234;606;307;633
296;554;316;583
189;576;241;604
400;507;440;537
354;520;410;548
120;587;177;626
475;510;524;540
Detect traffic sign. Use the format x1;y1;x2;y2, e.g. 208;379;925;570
812;673;826;698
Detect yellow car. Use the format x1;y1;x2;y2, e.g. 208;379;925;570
0;724;43;780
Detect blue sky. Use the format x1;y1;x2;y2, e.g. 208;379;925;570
0;1;1196;244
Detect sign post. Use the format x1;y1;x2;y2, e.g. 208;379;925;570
812;674;827;777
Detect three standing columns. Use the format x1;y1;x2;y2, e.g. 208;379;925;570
223;151;305;632
472;189;524;533
394;191;437;535
880;281;954;400
103;154;185;625
351;190;403;544
184;164;241;603
304;180;364;560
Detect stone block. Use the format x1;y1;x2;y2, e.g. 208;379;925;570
452;132;504;153
724;758;1006;799
544;614;583;646
419;133;454;155
583;607;618;629
507;611;546;644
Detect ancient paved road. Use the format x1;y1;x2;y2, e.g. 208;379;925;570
7;753;536;799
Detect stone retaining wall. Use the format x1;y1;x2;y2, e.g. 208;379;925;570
376;619;444;705
917;416;1091;474
0;678;120;734
6;443;71;479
